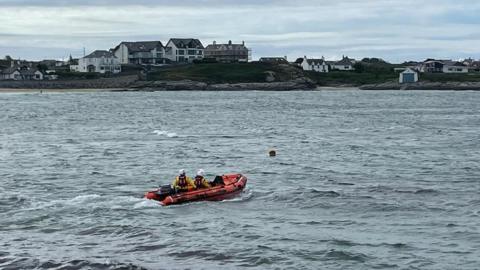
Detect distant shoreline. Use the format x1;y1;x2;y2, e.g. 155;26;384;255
0;85;480;94
1;77;480;93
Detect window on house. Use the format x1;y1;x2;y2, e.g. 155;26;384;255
188;50;195;55
198;50;203;55
178;50;185;55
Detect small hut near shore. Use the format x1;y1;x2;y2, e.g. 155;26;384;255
399;68;419;83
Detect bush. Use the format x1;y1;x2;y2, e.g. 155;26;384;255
193;58;218;64
56;71;101;80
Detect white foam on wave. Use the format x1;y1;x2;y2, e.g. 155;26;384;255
221;188;253;203
133;198;161;209
25;192;162;211
68;194;102;203
27;194;103;210
153;130;177;138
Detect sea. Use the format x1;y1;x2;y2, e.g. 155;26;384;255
0;90;479;270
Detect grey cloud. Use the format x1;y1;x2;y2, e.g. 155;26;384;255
0;0;479;61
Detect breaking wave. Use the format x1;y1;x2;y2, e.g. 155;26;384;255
152;130;177;138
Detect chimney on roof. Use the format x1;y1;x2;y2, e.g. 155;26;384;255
213;40;216;45
228;40;232;45
242;40;245;46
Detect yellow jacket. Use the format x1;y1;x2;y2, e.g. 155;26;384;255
172;176;196;190
194;176;211;189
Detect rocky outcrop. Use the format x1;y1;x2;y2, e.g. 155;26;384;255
206;77;316;91
360;81;480;90
131;80;208;90
0;73;316;91
128;77;316;91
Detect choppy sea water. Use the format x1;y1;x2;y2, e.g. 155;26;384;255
0;90;479;270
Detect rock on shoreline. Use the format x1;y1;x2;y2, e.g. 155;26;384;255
0;76;317;91
360;81;480;90
2;75;480;91
131;78;317;91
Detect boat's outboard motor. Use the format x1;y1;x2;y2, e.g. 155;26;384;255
155;185;175;200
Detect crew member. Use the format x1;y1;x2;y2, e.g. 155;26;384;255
172;169;195;192
194;169;211;189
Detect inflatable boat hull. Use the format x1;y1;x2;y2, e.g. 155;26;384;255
145;173;247;206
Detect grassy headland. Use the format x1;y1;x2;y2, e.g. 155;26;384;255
147;62;303;83
3;60;480;91
57;59;480;86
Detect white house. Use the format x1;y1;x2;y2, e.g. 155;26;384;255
399;68;419;84
165;38;204;63
0;67;44;80
112;41;166;65
71;50;121;74
442;61;468;73
298;56;329;72
21;69;44;80
332;56;355;71
0;67;22;80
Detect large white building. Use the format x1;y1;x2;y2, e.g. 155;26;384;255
112;41;166;65
71;50;121;74
297;56;329;73
417;59;469;73
165;38;204;63
442;61;469;73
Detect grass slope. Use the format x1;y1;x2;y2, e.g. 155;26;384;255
421;73;480;82
306;71;398;86
147;62;298;83
147;62;480;86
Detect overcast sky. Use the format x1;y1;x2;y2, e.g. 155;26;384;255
0;0;479;62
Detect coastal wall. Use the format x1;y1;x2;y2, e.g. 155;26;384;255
0;75;139;89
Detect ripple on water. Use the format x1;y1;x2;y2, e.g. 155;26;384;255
2;91;480;269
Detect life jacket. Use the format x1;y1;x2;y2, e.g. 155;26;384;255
177;175;187;187
194;176;204;188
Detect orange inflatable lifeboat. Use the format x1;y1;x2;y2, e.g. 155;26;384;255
144;173;247;206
